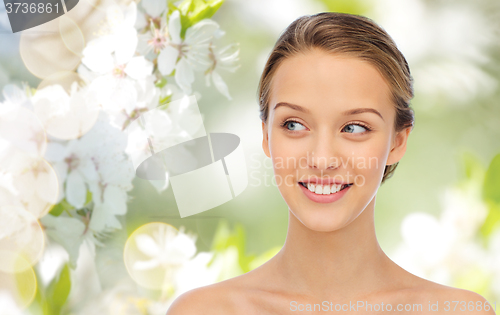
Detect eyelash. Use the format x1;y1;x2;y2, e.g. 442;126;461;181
279;119;373;133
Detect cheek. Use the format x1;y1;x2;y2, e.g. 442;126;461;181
344;137;390;178
270;136;298;173
268;133;306;191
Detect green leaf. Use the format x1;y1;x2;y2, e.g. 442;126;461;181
159;95;172;106
174;0;224;38
480;203;500;239
210;221;255;272
462;152;485;181
189;2;209;24
84;190;92;205
179;15;192;38
178;0;195;15
28;270;50;315
49;199;73;217
483;154;500;205
479;154;500;239
167;1;179;13
189;0;224;25
14;262;37;309
46;264;71;314
454;265;491;297
155;78;168;88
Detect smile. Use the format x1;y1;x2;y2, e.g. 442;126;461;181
298;182;352;204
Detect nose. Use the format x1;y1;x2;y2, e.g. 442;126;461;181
306;131;340;171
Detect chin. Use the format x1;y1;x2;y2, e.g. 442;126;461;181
290;206;356;232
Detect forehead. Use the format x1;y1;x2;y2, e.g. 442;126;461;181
269;49;394;119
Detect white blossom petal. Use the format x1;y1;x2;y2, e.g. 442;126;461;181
81;37;115;73
210;71;232;100
103;185;127;215
135;9;147;29
122;1;137;27
168;11;182;45
141;0;166;18
158;45;179;76
135;234;161;257
50;162;67;203
40;215;86;267
168;233;197;263
185;19;219;45
124;56;153;80
214;28;225;39
175;58;195;94
2;84;26;105
114;27;138;65
89;75;137;114
88;184;128;232
133;259;160;270
65;171;86;208
89;202;122;231
44;142;68;163
78;160;98;182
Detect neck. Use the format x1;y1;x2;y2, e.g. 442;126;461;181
274;196;398;300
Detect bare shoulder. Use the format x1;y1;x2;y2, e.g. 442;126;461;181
166;261;284;315
400;279;496;315
166;280;241;315
431;285;496;315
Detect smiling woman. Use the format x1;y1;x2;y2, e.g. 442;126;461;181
166;12;496;315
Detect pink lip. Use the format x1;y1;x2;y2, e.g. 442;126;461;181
298;182;351;204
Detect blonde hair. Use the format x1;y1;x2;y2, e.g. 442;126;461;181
258;12;414;183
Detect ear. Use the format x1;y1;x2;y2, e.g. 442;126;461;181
262;121;271;158
386;127;411;166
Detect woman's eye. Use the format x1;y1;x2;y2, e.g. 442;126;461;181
284;121;306;131
342;124;367;133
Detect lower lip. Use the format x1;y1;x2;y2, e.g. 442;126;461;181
299;183;351;204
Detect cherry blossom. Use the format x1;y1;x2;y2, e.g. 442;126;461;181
157;11;220;94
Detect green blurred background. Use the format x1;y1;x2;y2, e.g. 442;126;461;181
1;0;500;299
122;0;500;259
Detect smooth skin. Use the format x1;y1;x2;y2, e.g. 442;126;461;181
167;49;495;315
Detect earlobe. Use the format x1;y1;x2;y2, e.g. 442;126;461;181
262;121;271;158
386;127;411;166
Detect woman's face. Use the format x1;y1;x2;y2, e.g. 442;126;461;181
262;48;410;232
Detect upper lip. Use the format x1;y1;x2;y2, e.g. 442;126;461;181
298;177;352;185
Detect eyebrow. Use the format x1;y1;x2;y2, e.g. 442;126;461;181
273;102;311;114
273;102;385;121
342;107;385;121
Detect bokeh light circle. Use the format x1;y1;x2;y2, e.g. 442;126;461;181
59;15;85;57
20;18;81;79
0;105;47;160
32;84;100;140
0;250;37;310
11;159;59;218
0;206;45;270
124;222;182;290
37;71;84;93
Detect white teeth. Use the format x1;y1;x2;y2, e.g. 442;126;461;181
304;183;347;195
331;184;341;194
314;185;323;194
323;185;331;195
308;183;315;192
330;185;335;193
